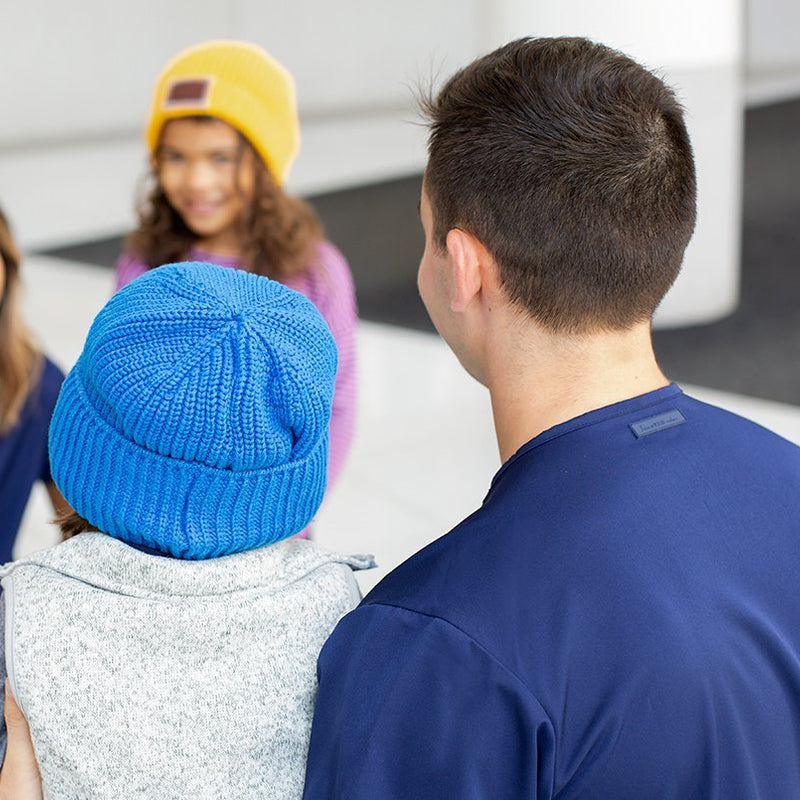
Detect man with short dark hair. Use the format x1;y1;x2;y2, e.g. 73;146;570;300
302;38;800;798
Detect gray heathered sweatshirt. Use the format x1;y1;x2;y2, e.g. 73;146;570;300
0;533;373;799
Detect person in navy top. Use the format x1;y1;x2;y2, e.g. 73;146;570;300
0;360;63;564
301;38;800;798
0;206;65;565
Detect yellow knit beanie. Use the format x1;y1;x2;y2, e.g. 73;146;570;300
145;40;299;185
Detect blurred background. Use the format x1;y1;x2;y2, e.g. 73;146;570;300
2;0;798;590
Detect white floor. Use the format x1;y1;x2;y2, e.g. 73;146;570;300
16;254;800;594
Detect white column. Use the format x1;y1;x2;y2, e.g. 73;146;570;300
482;0;744;328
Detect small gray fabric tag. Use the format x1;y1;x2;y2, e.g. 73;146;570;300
629;409;686;439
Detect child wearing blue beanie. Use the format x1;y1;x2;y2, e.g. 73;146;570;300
0;262;372;799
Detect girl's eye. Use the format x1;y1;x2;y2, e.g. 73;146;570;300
161;151;185;164
212;153;235;165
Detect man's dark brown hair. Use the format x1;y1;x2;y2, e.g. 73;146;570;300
421;37;697;334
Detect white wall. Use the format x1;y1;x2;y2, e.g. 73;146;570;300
745;0;800;104
0;0;482;145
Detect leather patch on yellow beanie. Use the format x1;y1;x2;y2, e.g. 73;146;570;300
164;78;212;108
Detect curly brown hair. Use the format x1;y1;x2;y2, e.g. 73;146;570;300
0;205;43;434
126;117;324;281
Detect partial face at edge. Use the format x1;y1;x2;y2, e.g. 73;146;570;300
157;118;256;255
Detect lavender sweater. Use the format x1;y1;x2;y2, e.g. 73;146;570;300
115;241;358;489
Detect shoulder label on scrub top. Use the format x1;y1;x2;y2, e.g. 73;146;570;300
629;409;686;439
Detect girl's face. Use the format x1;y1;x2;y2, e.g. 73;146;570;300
157;118;256;255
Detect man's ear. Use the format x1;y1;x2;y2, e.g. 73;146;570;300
445;229;485;312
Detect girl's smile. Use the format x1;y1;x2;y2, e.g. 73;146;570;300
157;118;256;255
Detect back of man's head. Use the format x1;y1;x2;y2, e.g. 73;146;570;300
422;37;697;334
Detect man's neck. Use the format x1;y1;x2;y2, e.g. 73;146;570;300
487;322;669;463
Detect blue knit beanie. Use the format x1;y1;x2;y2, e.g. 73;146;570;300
49;262;337;559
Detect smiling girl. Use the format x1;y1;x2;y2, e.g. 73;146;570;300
115;41;357;504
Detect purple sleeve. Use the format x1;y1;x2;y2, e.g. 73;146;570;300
305;242;358;490
114;252;149;291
